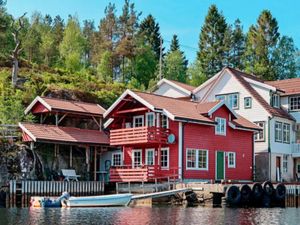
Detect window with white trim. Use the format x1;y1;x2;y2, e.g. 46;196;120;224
161;148;169;169
146;112;155;127
290;96;300;111
132;150;142;168
145;149;155;166
161;115;169;129
215;95;225;101
254;121;265;142
215;93;239;109
133;115;144;127
112;152;122;166
283;123;290;144
275;121;283;142
228;152;236;168
215;117;226;135
283;155;288;173
272;94;280;108
186;149;208;170
244;97;252;109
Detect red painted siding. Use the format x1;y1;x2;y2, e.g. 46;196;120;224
31;102;49;114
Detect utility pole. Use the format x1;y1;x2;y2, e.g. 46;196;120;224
159;37;163;80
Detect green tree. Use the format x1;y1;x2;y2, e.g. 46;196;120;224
59;15;85;72
230;19;245;69
97;50;113;83
273;36;298;79
244;10;280;80
138;14;163;60
197;5;229;79
52;15;64;65
163;50;187;82
83;19;95;65
187;60;207;86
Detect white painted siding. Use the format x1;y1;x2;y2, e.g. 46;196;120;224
154;82;189;98
281;96;300;122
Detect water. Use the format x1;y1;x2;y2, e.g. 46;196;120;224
0;206;300;225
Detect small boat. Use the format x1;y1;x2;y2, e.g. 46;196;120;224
30;192;70;208
61;193;133;207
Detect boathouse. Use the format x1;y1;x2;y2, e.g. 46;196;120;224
104;90;261;182
19;96;110;181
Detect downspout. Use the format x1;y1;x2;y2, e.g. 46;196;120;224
178;121;185;181
181;122;185;180
252;133;255;181
268;116;271;181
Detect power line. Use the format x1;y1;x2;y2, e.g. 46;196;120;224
163;39;198;52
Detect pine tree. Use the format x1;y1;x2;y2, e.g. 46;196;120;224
170;34;180;52
138;14;163;60
230;19;245;69
0;0;14;59
244;10;280;80
83;20;95;66
52;15;64;66
197;5;229;79
273;36;297;79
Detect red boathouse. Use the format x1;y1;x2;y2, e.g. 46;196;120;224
104;90;260;182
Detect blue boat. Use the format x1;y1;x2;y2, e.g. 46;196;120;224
61;193;133;207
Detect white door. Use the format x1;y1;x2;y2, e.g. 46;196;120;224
132;149;142;168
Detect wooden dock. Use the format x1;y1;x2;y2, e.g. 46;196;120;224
7;180;105;208
131;188;193;200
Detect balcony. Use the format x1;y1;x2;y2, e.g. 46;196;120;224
292;143;300;157
109;165;178;182
110;126;170;146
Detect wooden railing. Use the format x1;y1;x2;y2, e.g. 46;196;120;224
109;165;178;183
110;126;170;146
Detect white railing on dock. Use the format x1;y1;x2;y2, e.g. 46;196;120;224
7;180;105;208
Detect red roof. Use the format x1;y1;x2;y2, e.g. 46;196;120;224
166;79;196;92
266;78;300;96
232;116;261;131
19;123;109;145
226;67;294;121
25;96;105;116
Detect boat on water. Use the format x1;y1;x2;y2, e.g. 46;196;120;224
61;193;133;207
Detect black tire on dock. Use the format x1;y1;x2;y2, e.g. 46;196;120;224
226;185;241;206
275;183;286;201
262;194;271;207
252;182;263;200
263;181;274;196
240;184;251;204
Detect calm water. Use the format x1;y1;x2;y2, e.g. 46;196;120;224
0;206;300;225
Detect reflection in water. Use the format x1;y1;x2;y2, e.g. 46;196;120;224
1;206;300;225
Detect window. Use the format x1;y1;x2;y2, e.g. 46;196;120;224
132;150;142;168
215;93;239;109
283;155;288;173
290;96;300;111
215;117;226;135
254;121;265;142
133;115;144;127
272;94;280;108
146;112;155;127
228;152;236;168
244;97;252;109
161;148;169;169
283;123;290;144
112;153;122;166
297;164;300;173
275;122;283;142
161;115;169;129
186;149;208;170
145;148;155;166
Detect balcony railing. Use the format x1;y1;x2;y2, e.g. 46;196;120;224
110;126;170;146
109;165;178;182
292;143;300;154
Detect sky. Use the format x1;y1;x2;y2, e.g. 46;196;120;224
5;0;300;63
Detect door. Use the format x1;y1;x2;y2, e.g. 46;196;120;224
276;156;281;182
216;151;225;180
132;149;142;168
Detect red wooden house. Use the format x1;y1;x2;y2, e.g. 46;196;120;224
104;90;260;182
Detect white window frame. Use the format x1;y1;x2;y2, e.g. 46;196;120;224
215;117;226;136
160;147;169;169
283;155;288;173
272;94;280;108
227;152;236;168
132;149;142;168
186;148;209;170
244;97;252;109
289;96;300;111
254;121;265;142
275;121;283;143
112;152;122;166
145;112;155;127
283;123;290;144
215;95;225;101
145;148;155;166
133;115;144;127
161;114;169;129
228;93;239;109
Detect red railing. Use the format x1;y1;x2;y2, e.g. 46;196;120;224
109;165;179;182
110;126;170;146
